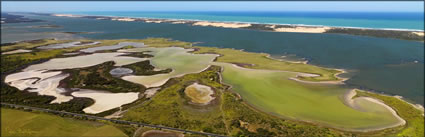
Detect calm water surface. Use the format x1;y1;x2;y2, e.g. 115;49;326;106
2;13;424;105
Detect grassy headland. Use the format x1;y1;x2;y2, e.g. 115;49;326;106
192;46;341;81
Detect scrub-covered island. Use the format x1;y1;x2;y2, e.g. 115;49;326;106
1;38;423;137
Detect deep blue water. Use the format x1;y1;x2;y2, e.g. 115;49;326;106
63;11;425;30
2;13;424;105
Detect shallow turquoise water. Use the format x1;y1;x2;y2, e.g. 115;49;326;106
64;11;424;30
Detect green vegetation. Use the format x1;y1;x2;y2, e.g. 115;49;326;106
121;47;217;88
1;108;127;137
192;46;341;81
122;60;172;76
62;61;146;93
218;62;401;130
325;28;424;41
1;39;70;52
123;66;349;136
355;90;425;137
124;66;227;135
1;38;422;137
1;84;93;113
121;52;154;58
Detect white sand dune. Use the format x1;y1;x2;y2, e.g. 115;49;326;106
413;32;424;36
193;21;251;28
271;25;330;33
72;90;139;114
112;18;136;22
52;14;83;18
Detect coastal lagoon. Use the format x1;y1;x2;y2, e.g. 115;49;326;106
3;13;424;105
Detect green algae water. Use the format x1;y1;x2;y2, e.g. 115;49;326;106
2;13;424;105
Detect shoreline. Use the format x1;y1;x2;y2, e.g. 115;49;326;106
49;12;424;32
343;89;407;131
13;12;423;41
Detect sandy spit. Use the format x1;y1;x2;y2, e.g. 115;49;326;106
270;25;331;33
343;89;406;132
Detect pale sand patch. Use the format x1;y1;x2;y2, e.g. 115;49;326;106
171;21;186;24
273;26;330;33
184;83;215;104
52;14;83;18
412;32;424;37
122;47;218;88
24;53;147;71
5;70;62;83
5;70;73;104
145;20;163;23
144;87;161;98
193;21;251;28
123;65;212;88
2;49;32;55
104;109;126;119
112;18;136;22
343;89;406;131
71;90;139;114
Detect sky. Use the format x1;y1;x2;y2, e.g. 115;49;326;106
1;1;424;12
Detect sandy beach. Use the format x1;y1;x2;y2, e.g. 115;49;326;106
48;13;424;41
193;21;251;28
271;25;331;33
52;14;83;18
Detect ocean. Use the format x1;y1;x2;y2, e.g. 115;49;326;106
62;11;425;31
2;12;424;105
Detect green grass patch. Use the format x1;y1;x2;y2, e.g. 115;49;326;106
1;39;71;52
122;60;172;76
1;108;127;137
218;62;401;130
192;46;341;82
